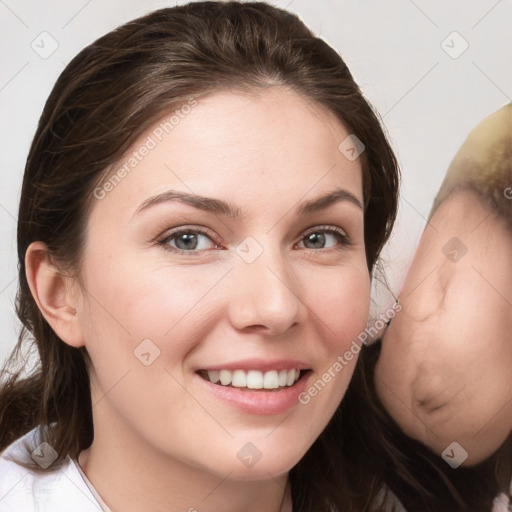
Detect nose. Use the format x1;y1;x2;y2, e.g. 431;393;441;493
227;247;306;336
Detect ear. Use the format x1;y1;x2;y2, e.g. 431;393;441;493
25;241;85;348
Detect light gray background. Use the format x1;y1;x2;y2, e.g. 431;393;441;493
1;0;511;364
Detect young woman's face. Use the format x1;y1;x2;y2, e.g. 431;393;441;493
76;87;369;480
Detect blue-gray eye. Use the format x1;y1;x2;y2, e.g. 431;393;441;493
162;229;215;252
298;229;349;250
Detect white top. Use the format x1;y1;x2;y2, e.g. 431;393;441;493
0;426;510;511
494;492;512;512
0;426;110;512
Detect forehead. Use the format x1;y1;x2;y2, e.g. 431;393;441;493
90;86;363;221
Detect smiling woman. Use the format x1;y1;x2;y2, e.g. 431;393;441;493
0;2;400;511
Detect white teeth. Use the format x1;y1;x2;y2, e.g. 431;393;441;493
231;370;247;388
263;370;279;389
207;370;220;384
205;369;302;389
219;370;232;386
247;370;264;389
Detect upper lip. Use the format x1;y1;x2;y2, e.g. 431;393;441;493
197;358;311;372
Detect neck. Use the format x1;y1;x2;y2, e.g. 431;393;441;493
78;419;292;512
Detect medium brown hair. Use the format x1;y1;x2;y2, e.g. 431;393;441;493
0;2;400;510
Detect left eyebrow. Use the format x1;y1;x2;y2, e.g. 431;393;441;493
133;187;363;220
296;188;363;215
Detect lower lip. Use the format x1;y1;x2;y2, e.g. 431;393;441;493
197;372;311;415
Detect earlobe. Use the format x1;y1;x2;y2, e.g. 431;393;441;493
25;241;85;348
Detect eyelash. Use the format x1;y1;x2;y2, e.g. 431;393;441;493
157;225;352;255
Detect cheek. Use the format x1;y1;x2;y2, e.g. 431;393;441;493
310;265;371;347
80;254;232;348
298;265;370;406
77;258;232;422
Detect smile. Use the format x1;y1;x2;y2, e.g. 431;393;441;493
199;368;303;390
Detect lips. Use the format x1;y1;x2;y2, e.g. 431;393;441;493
195;359;312;414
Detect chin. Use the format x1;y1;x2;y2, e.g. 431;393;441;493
209;444;308;482
226;459;298;482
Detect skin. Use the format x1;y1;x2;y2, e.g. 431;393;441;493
26;87;370;511
375;188;512;466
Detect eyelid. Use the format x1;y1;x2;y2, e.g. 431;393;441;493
300;224;348;239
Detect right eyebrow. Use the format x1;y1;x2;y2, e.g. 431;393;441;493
133;190;246;220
